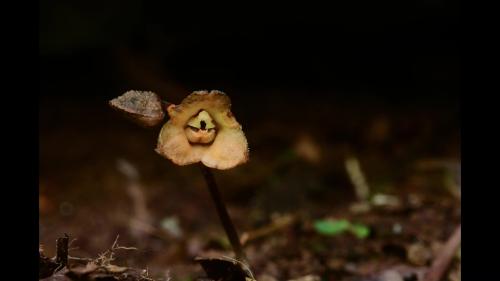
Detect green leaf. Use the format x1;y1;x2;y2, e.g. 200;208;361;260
314;219;351;236
349;223;370;239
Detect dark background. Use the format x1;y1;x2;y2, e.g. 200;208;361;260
40;1;459;103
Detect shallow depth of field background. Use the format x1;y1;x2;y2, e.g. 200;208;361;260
40;2;459;280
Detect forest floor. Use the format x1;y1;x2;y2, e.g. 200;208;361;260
39;96;460;281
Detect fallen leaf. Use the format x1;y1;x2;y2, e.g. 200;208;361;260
314;219;351;236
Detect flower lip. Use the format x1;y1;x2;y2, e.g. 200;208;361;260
185;110;218;144
187;110;216;130
156;90;249;170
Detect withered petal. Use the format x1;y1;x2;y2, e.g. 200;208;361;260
202;127;249;169
156;122;209;165
109;90;165;127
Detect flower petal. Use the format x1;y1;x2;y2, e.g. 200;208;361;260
202;127;249;169
156;122;209;165
167;90;232;126
157;90;249;169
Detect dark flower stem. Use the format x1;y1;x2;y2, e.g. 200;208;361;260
199;164;247;261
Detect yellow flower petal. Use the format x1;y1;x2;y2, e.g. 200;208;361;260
156;90;249;169
156;122;209;165
202;127;249;170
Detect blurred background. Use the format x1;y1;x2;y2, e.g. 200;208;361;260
39;1;460;280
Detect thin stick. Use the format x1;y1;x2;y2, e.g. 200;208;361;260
424;224;461;281
55;233;69;270
199;164;247;261
240;214;295;245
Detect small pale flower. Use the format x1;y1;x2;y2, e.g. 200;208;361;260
155;90;249;170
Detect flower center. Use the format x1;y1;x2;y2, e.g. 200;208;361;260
185;110;217;144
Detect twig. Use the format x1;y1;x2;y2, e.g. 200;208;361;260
117;159;155;240
199;164;247;261
424;224;461;281
68;237;78;248
240;214;295;245
111;235;138;251
221;255;255;280
95;235;138;266
345;156;370;202
140;267;156;281
55;233;69;270
68;256;94;262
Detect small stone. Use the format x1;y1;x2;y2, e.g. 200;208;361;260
407;243;432;266
288;275;321;281
350;201;372;214
327;258;345;270
372;193;402;209
344;262;357;273
379;270;403;281
258;274;278;281
392;223;403;234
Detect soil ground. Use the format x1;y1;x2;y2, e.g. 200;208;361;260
39;95;460;281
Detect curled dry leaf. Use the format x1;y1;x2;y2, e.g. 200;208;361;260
195;256;255;281
156;90;249;170
39;250;60;279
109;90;165;127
